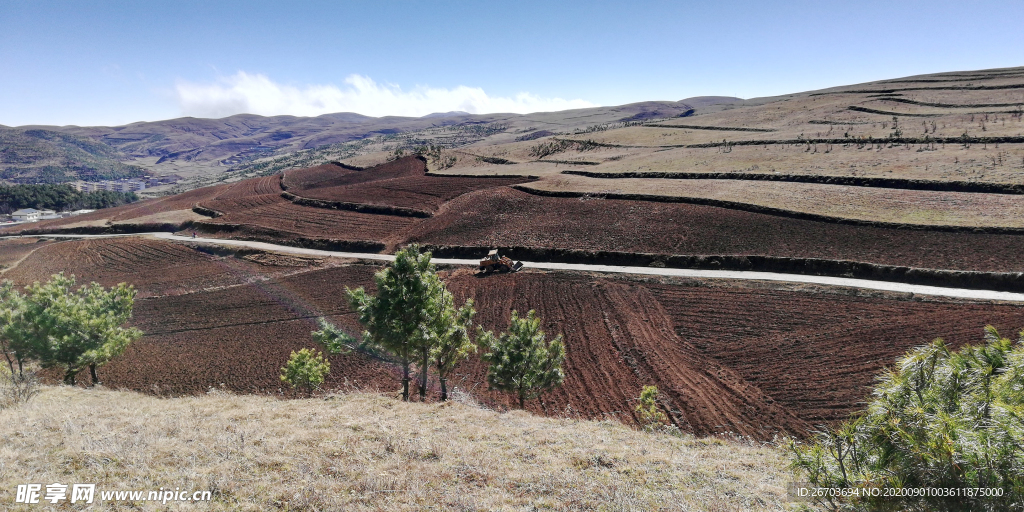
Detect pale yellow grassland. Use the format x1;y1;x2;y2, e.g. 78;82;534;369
522;175;1024;228
0;386;793;511
110;209;208;226
558;143;1024;184
340;151;393;169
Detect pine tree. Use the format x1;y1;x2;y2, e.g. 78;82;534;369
14;274;141;386
429;290;476;401
280;348;330;397
790;326;1024;511
314;245;474;401
480;310;565;409
635;385;668;431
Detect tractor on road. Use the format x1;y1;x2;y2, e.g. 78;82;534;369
478;249;523;274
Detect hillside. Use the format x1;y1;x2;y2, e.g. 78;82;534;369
0;386;789;511
2;234;1022;441
6;66;1024;206
0;127;146;183
3;67;1024;445
428;66;1024;228
11;98;732;188
138;66;1024;228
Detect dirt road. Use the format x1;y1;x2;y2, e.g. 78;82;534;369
10;232;1024;302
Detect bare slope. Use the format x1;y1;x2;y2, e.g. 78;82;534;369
408;187;1024;272
15;238;1022;439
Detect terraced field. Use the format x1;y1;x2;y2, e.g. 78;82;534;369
282;157;531;213
19;242;1020;439
408;187;1024;272
195;202;419;247
199;174;285;213
420;67;1024;228
1;237;329;298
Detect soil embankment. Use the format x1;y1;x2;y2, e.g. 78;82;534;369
408;187;1024;273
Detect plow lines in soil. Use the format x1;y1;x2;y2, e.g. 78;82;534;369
22;238;1021;439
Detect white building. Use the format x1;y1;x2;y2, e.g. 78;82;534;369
73;179;147;192
11;208;43;222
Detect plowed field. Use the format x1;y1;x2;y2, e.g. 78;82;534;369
1;238;325;298
0;175;284;234
198;174;286;213
282;156;530;212
196;202;419;245
28;238;1020;439
647;283;1024;425
442;272;810;438
96;265;390;396
0;237;53;269
408;188;1024;272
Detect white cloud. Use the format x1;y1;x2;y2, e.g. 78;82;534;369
174;72;595;118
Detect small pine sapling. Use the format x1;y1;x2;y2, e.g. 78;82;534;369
480;310;565;409
635;385;669;432
280;348;330;397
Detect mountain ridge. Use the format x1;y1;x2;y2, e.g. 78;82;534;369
2;97;738;184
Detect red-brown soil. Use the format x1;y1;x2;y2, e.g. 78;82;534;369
0;176;275;234
1;237;327;298
0;187;217;234
195;202;419;245
11;158;1024;275
98;265;391;397
0;237;54;269
647;282;1024;425
28;240;1021;439
282;157;530;213
408;187;1024;272
198;174;286;213
91;267;812;438
443;271;810;438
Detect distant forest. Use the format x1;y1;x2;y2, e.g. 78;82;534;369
0;184;138;214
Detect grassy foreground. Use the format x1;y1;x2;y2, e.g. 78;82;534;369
0;386;793;511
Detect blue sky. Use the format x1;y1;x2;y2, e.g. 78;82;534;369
2;0;1022;127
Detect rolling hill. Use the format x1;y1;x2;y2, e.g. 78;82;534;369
7;97;737;186
3;66;1024;442
0;127;146;183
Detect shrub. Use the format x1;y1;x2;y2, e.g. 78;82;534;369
0;364;39;409
635;385;668;432
280;348;330;397
789;326;1024;511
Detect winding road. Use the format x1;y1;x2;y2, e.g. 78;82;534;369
9;232;1024;303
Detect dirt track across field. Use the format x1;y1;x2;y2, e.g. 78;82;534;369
6;234;1022;438
8;232;1024;302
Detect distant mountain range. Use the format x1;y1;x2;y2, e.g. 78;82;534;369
1;97;741;184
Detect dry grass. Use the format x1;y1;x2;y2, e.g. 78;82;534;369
0;386;793;511
423;72;1024;228
522;174;1024;228
111;209;207;226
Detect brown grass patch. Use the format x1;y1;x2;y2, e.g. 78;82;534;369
522;174;1024;228
0;386;791;511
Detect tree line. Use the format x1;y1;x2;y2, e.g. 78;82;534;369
0;184;138;214
282;245;566;409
